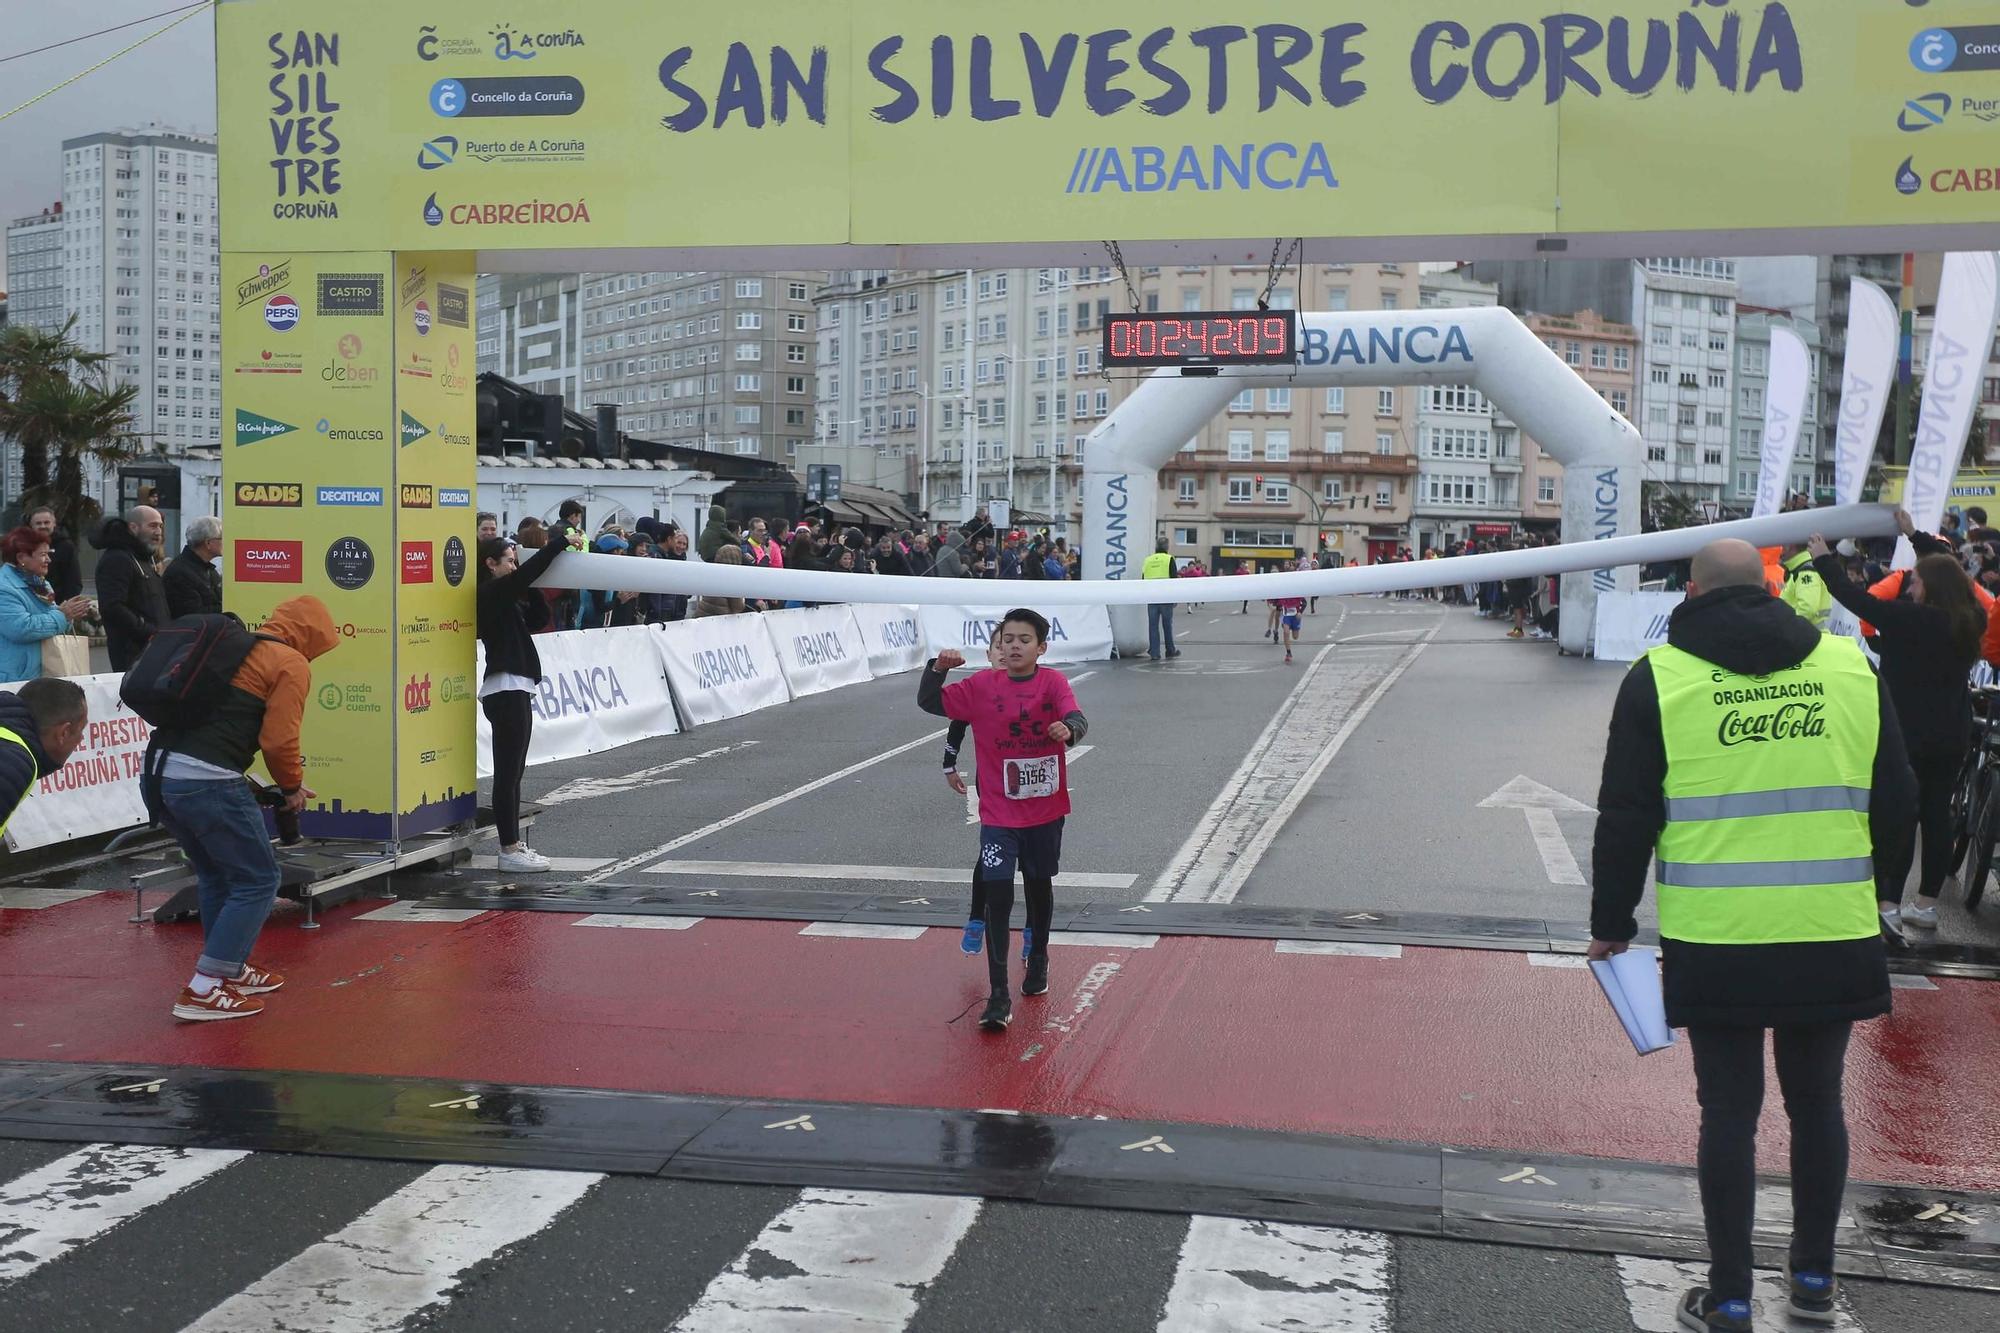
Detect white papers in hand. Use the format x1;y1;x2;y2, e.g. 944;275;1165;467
1589;948;1675;1055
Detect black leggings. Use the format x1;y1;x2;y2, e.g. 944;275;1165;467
1878;748;1961;903
482;691;533;846
1688;1023;1853;1303
979;876;1052;988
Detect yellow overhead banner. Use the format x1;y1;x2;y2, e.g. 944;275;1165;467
217;1;2000;252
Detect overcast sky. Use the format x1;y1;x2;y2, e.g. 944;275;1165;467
0;1;217;291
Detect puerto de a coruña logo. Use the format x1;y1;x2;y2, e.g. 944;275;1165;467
1899;92;1950;131
263;294;300;332
1896;156;1924;195
418;137;457;170
424;192;444;226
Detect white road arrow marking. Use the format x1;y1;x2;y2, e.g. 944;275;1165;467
428;1095;481;1110
1121;1135;1175;1153
1498;1166;1555;1186
898;897;933;906
1915;1203;1974;1224
689;890;722;899
537;740;758;806
764;1115;816;1132
1479;776;1594;886
108;1079;165;1095
1118;905;1152;914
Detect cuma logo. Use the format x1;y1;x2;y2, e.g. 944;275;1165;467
418;137;457;170
423;192;444;226
263;294;300;332
235;409;296;445
1900;92;1951;131
1897;156;1924;194
400;411;431;446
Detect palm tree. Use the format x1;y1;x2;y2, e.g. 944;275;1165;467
0;318;141;533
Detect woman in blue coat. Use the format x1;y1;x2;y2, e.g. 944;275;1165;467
0;526;93;681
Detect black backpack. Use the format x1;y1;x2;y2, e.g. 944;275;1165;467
119;613;274;731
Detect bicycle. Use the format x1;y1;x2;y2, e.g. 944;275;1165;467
1946;685;2000;910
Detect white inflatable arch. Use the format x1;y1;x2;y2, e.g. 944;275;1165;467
1081;307;1645;656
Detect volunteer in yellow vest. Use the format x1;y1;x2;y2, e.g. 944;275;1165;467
1777;542;1831;631
1142;537;1180;662
0;677;89;842
1587;539;1915;1333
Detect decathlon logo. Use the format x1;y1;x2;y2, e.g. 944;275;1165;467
1063;143;1337;194
1900;92;1951;131
532;667;630;720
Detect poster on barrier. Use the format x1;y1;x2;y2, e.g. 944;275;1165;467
1592;591;1684;663
653;613;792;727
848;603;926;677
473;627;681;777
1;673;151;851
763;606;873;699
919;605;1115;666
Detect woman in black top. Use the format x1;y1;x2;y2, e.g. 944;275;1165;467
1809;510;1987;931
477;525;578;873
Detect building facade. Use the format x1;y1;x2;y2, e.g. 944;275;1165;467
578;271;820;467
1728;308;1822;509
474;273;584;407
1410;270;1509;552
1513;310;1639;533
812;269;936;502
4;205;64;333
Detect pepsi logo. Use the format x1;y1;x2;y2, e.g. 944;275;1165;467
263;294;300;333
413;300;432;336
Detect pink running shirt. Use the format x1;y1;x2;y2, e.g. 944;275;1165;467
937;666;1079;828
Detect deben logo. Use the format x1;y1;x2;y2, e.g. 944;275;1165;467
234;409;296;445
263;294;300;333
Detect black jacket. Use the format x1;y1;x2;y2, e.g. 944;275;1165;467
1590;585;1914;1029
478;527;571;684
873;547;911;578
46;532;82;603
163;544;224;619
0;690;55;829
1815;542;1978;759
90;518;170;671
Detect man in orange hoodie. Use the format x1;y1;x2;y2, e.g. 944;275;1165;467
154;596;338;1021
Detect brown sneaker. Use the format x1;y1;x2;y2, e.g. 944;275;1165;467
232;962;285;995
172;984;264;1022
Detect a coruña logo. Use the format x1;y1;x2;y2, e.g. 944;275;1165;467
1718;702;1827;747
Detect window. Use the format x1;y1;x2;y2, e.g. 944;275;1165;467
1376;388;1396;416
786;313;807;332
1376;432;1394;456
1326;287;1350;312
1178;477;1197;502
1707;332;1727;353
1706;370;1725;389
1742;344;1768;375
1711;297;1730;316
1565;341;1583;366
1380;290;1400;310
735;435;760;455
1228;476;1255;504
1324;388;1345;413
1174;526;1199;545
1181;288;1202;311
1609;389;1629;415
1421;385;1487;414
1704;448;1724;466
1323;478;1344;502
1537;476;1557;503
1705;410;1725;429
1264;430;1291;461
1323;429;1345;454
1230;288;1255;311
734;278;763;298
1649;364;1670;386
787;281;808;301
735;404;762;425
1265;388;1291;412
1228;429;1253;461
735;373;761;391
1229;389;1254;413
1376;481;1393;508
1678;404;1698;427
736;342;761;361
1681;330;1700;349
786;344;806;363
1589;344;1608;369
1651;325;1671;347
1740;386;1763;415
1424;426;1492;460
1648;444;1668;461
1613;346;1631;371
1263;478;1291;505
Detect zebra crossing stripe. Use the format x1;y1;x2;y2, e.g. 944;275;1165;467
0;1144;247;1283
1157;1216;1393;1332
179;1163;602;1332
1616;1256;1866;1331
670;1188;981;1332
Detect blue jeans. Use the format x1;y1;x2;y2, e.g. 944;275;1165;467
1147;604;1176;657
159;777;280;979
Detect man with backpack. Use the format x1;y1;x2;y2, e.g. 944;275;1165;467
125;596;339;1022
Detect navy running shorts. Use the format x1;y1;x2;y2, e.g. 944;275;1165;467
977;818;1065;881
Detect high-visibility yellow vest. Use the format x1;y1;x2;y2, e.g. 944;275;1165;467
1780;550;1832;631
1647;637;1880;944
1142;552;1173;579
0;724;37;842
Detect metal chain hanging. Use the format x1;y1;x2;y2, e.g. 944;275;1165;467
1257;237;1303;311
1103;240;1142;312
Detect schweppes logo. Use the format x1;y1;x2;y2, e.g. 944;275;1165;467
399;411;430;447
234;408;297;445
400;484;435;509
234;482;302;507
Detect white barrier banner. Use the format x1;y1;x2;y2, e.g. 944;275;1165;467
1591;591;1684;663
2;672;151;851
919;605;1115;665
1836;278;1899;509
653;613;792;727
848;603;926;676
763;605;874;699
474;627;681;777
1900;251;2000;568
1754;327;1810;519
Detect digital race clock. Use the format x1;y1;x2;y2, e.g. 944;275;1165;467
1103;310;1299;368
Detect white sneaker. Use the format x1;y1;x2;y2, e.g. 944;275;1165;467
1902;900;1940;929
1879;905;1904;937
498;845;553;873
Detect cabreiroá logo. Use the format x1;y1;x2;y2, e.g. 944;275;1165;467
424;192;444;226
1897;156;1924;194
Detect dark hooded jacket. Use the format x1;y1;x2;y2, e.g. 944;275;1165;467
45;528;82;604
91;517;170;670
1590;584;1915;1029
0;688;57;833
158;595;338;793
697;505;737;563
164;543;224;619
933;530;968;579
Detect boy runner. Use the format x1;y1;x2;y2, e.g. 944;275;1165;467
941;639;1007;956
1275;593;1305;663
920;610;1088;1031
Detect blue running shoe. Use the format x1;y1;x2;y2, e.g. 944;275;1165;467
1021;926;1034;962
960;919;985;956
1676;1288;1751;1332
1785;1265;1837;1325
